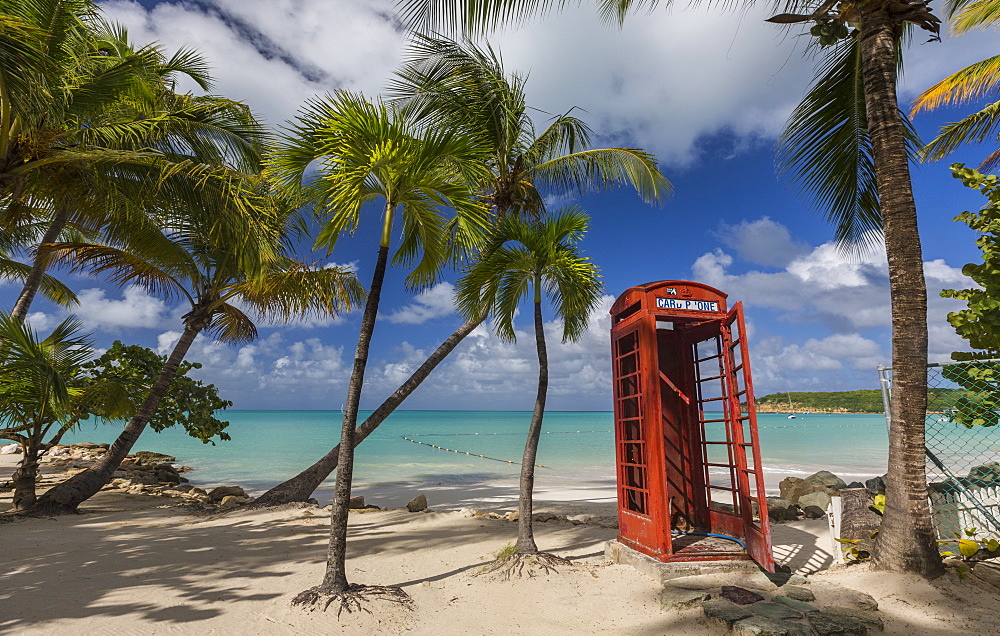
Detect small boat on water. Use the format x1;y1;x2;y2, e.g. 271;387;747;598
786;392;796;419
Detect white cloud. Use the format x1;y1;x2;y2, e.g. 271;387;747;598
74;287;168;331
714;216;811;268
385;282;457;324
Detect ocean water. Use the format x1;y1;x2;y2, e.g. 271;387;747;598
57;410;912;494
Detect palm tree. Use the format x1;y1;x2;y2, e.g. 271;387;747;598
252;36;669;508
458;207;603;564
912;0;1000;169
401;0;947;578
28;179;365;514
0;314;130;511
0;1;267;321
270;90;490;606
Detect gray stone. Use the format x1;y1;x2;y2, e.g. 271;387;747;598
772;595;819;613
349;495;365;509
780;585;816;602
971;561;1000;589
864;475;887;496
703;598;754;628
732;616;813;636
750;601;801;620
780;471;847;505
0;443;20;454
798;491;832;511
208;485;247;502
822;607;885;632
659;588;710;610
809;611;868;635
813;583;879;612
721;586;765;605
766;497;800;522
406;493;428;512
785;574;810;586
846;481;865;489
802;505;827;519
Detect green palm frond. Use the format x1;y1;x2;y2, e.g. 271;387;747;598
912;55;1000;114
205;302;258;345
0;257;78;308
921;101;1000;167
531;147;671;207
947;0;1000;32
778;37;921;248
235;262;366;323
457;206;602;343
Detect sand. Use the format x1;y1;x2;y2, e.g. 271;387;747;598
2;454;1000;635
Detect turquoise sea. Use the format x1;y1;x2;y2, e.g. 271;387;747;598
58;411;1000;502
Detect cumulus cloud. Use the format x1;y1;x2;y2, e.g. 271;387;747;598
385;282;457;324
714;217;811;268
74;287;168;331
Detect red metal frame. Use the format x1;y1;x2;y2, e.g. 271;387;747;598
610;281;774;571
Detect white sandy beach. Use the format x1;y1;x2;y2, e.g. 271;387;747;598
2;453;1000;635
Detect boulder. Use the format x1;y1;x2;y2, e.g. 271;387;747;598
406;494;428;512
779;471;847;505
208;485;247;502
218;495;249;510
131;451;176;464
349;495;365;509
0;443;20;455
72;442;104;450
766;497;800;522
846;481;864;489
968;462;1000;487
154;464;181;484
802;505;827;519
781;585;816;602
732;615;813;636
798;491;832;511
864;475;887;496
749;601;801;621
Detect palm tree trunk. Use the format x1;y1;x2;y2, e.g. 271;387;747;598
317;243;390;594
516;292;547;554
30;319;206;514
11;205;70;322
252;314;486;507
11;440;41;511
858;3;944;577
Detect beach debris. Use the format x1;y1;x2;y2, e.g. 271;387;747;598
208;485;248;502
349;495;365;509
406;494;427;512
1;443;21;454
721;586;765;605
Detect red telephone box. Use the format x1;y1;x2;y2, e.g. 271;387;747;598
610;280;774;571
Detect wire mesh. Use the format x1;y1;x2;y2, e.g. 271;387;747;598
878;361;1000;542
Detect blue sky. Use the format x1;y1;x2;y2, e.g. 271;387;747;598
6;1;998;411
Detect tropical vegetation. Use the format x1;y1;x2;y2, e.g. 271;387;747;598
252;35;669;508
457;207;603;564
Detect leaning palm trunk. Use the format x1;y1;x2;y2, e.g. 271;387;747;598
11;442;42;511
253;314;485;507
30;319;206;514
309;244;389;596
516;295;547;553
858;4;943;576
10;206;70;322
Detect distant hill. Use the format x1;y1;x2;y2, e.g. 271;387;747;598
755;390;884;413
754;389;961;414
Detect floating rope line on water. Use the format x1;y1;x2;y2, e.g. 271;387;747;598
401;435;551;468
403;430;611;437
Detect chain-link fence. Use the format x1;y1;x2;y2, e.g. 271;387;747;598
878;360;1000;543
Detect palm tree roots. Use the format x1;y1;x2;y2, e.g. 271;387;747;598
477;552;572;581
290;583;414;616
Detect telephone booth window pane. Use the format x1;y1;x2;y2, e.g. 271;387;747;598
625;489;647;514
619;376;638;397
623;442;645;465
619;353;637;377
625;465;646;489
622;419;642;441
621;396;639;419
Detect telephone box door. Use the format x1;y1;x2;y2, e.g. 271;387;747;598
723;303;774;572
